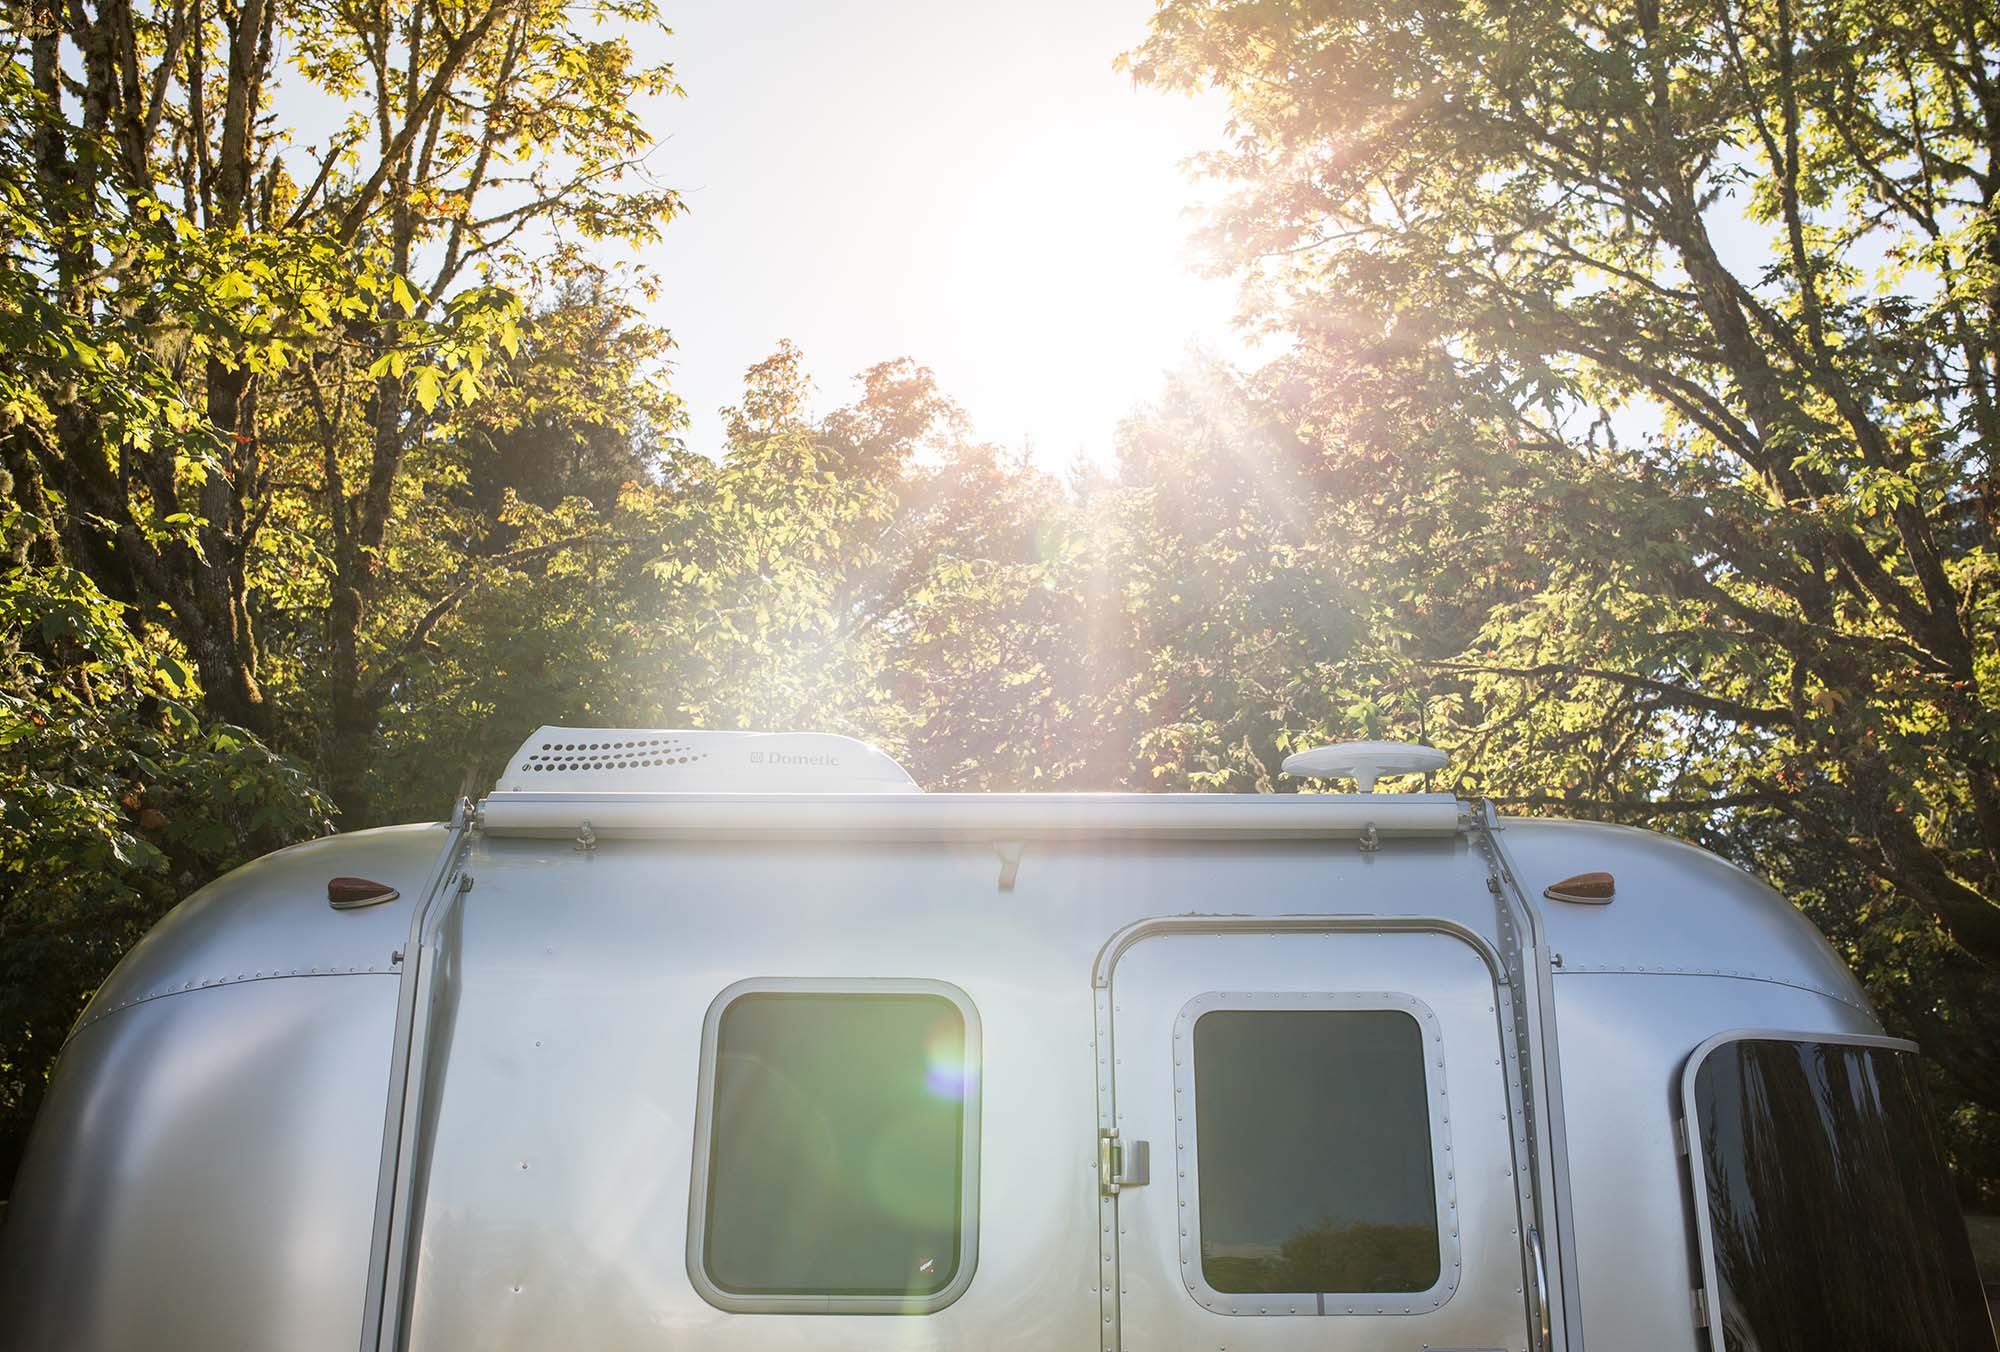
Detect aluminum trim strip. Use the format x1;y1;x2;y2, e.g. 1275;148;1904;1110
1481;806;1582;1352
358;826;472;1352
475;792;1469;841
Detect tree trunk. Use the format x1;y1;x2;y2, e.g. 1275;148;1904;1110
319;366;410;827
324;578;376;825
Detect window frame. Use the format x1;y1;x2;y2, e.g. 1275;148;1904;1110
1171;989;1462;1317
1677;1026;1924;1348
686;976;983;1315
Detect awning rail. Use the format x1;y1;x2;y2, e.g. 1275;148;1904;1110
473;791;1470;841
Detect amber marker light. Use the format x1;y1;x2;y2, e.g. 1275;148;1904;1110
327;877;400;910
1543;871;1615;905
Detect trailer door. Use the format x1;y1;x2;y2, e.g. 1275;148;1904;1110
1098;921;1534;1352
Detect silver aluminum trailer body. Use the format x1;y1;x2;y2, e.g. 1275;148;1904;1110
0;729;1987;1352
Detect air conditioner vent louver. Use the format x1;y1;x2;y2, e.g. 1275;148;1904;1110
518;736;710;775
492;726;920;794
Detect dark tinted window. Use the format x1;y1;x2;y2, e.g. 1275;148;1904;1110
1691;1038;1996;1352
702;992;968;1298
1193;1008;1440;1294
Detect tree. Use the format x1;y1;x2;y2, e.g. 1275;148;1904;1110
0;505;328;1191
286;278;684;824
357;345;991;812
1;0;680;821
1131;0;2000;1188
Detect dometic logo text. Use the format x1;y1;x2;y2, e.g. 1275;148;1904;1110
747;751;842;768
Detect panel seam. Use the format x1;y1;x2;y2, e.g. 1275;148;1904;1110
65;967;400;1044
1553;965;1871;1014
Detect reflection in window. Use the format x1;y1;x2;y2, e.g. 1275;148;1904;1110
1691;1039;1994;1352
701;991;970;1301
1192;1008;1441;1295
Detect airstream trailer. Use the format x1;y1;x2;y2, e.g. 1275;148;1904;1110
1;727;1991;1352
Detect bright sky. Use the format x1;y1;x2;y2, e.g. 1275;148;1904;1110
639;0;1243;469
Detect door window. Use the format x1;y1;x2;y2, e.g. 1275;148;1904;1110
1174;991;1458;1315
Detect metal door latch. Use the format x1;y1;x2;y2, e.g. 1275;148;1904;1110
1098;1129;1149;1195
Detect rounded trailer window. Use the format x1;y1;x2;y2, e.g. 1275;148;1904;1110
686;978;982;1315
1682;1032;1995;1352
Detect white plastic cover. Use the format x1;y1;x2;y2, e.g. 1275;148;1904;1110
493;727;920;793
1281;740;1450;792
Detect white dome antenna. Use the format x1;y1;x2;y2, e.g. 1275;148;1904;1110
1282;740;1449;793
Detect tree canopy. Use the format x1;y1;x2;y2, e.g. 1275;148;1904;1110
5;0;1999;1202
1128;0;2000;1185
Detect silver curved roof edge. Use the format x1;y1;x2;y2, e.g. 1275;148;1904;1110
472;791;1472;841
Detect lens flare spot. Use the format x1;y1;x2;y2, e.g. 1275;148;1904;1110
923;1023;971;1100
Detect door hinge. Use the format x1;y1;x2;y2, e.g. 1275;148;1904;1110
1098;1129;1150;1196
1691;1285;1710;1328
1675;1116;1690;1157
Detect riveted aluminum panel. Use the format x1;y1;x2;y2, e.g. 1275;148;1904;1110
1499;818;1867;1010
1548;972;1877;1352
73;823;446;1040
5;800;1919;1352
1108;927;1531;1352
393;832;1503;1352
0;974;399;1352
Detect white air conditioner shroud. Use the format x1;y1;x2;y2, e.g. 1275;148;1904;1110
494;727;919;794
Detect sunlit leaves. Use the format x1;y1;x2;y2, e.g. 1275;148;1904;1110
1132;0;2000;1190
0;508;330;1157
0;0;686;1176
